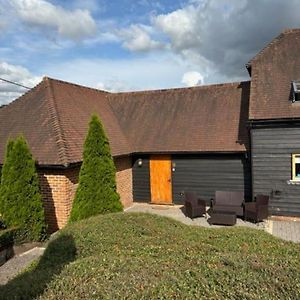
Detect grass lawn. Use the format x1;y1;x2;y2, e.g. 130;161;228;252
0;213;299;299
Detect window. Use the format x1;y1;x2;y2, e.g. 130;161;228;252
292;154;300;180
292;80;300;102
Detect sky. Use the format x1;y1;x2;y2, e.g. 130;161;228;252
1;0;300;105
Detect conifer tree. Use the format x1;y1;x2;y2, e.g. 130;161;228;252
0;139;15;214
0;136;46;240
69;114;123;222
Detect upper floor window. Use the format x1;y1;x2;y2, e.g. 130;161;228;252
292;154;300;180
292;81;300;102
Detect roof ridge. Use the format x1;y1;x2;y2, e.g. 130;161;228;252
247;28;300;66
44;77;69;166
110;80;248;96
44;76;110;94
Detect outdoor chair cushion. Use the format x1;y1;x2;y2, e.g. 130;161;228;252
212;191;245;217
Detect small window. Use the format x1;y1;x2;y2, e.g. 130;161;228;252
292;81;300;102
292;154;300;180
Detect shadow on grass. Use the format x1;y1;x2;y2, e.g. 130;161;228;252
0;233;76;299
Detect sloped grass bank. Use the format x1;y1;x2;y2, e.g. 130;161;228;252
1;213;299;299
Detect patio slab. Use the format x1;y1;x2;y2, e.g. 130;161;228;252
126;203;300;243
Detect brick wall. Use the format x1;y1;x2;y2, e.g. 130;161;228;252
38;156;133;232
114;156;133;208
38;170;71;233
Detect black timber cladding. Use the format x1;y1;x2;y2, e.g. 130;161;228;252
132;154;251;204
172;154;251;204
251;126;300;217
132;155;151;201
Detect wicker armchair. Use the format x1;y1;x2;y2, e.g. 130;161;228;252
245;194;269;222
184;192;206;219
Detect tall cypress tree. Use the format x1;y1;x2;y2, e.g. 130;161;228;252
0;139;15;215
69;114;123;223
0;136;46;241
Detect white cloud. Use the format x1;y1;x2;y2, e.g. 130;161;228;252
167;1;300;76
124;0;300;82
118;24;163;52
96;79;132;92
0;62;41;105
181;71;203;87
41;54;199;92
154;4;199;51
10;0;96;41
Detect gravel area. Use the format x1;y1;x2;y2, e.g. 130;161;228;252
126;203;300;242
126;203;266;229
0;247;45;285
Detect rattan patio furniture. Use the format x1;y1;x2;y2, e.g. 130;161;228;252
209;210;237;225
245;194;269;222
211;191;244;217
184;192;206;219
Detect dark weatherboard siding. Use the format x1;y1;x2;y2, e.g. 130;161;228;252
251;127;300;217
132;156;151;201
172;154;251;204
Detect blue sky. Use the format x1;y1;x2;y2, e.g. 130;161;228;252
1;0;300;104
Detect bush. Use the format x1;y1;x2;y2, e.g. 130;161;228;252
69;114;123;223
0;136;47;241
0;139;14;214
0;227;26;248
0;227;15;248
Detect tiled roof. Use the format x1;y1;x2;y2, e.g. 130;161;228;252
249;29;300;120
109;81;250;154
0;77;250;166
0;78;131;166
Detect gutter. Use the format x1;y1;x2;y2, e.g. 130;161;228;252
248;117;300;128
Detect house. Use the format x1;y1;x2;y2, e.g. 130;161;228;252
248;29;300;218
0;28;300;232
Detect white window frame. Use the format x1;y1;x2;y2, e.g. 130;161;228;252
292;154;300;180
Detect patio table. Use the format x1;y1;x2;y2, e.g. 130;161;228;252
209;210;237;226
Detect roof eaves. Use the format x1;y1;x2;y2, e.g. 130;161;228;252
44;77;70;167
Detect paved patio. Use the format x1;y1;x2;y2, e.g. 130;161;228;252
126;203;300;243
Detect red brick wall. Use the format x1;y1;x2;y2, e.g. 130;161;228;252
114;157;133;208
38;170;70;233
38;156;133;232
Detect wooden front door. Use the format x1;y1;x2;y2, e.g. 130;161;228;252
150;155;172;204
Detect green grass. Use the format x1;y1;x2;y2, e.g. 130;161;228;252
0;213;299;299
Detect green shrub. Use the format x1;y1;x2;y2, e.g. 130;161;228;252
0;139;14;214
0;227;26;248
0;227;15;248
0;136;47;241
69;114;123;223
1;213;299;299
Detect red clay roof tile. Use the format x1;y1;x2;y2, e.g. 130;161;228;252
109;81;250;154
249;29;300;120
0;77;250;166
